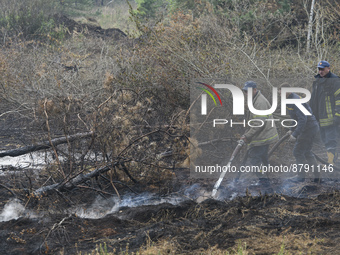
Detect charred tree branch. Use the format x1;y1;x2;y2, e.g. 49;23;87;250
0;132;94;158
0;183;18;198
33;162;118;197
119;161;138;183
99;175;138;194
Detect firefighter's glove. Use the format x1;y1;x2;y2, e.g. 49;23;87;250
286;130;292;135
288;134;297;142
240;135;247;143
238;139;245;146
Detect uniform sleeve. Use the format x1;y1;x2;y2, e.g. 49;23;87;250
291;105;307;138
309;81;318;121
243;93;276;142
286;108;296;132
334;78;340;122
243;113;266;141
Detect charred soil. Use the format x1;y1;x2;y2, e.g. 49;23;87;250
0;173;340;254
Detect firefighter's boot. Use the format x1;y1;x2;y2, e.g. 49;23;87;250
327;151;335;165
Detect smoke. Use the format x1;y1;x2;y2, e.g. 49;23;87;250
72;183;252;219
0;199;26;222
0;185;236;222
1;181;328;222
72;178;336;219
73;184;217;219
73;191;190;219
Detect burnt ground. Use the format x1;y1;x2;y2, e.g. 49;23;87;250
0;188;340;255
0;123;340;254
1;10;340;254
53;14;128;41
0;120;340;255
0;157;339;255
1;114;340;254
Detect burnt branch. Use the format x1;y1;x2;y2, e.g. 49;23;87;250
33;162;118;197
0;132;94;158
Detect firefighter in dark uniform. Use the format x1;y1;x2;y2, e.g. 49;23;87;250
310;61;340;165
280;85;320;182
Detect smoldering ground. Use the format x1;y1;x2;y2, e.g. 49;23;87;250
0;170;340;255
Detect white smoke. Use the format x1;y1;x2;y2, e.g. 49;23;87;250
73;192;189;219
73;184;216;219
0;199;26;222
1;182;288;222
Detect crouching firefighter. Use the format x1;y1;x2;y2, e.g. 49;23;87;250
240;81;279;186
280;84;320;182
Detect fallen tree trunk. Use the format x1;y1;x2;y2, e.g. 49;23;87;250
0;131;94;158
34;162;118;196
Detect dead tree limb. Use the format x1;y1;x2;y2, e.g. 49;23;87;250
0;131;94;158
0;183;18;198
99;175;138;194
77;185;115;197
33;162;118;197
119;161;138;183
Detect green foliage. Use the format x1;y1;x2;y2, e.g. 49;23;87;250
134;0;167;19
61;0;96;17
278;0;291;14
0;0;61;40
99;242;108;255
62;0;94;10
277;238;286;255
0;1;50;36
168;0;233;16
0;0;98;41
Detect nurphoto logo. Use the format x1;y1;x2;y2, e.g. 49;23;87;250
197;83;312;128
198;83;311;116
190;78;317;180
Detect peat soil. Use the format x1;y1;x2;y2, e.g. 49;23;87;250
0;164;339;255
1;119;340;254
1;116;340;255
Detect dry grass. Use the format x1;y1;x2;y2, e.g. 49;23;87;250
1;0;340;194
235;232;325;254
72;1;137;33
82;235;322;254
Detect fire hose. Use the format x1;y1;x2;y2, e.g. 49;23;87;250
266;132;340;170
211;139;245;197
211;132;290;198
240;132;291;164
211;131;340;197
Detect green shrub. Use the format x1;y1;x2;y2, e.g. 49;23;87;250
0;0;59;39
134;0;168;20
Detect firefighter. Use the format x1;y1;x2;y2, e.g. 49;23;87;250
310;61;340;165
240;81;279;185
280;84;320;182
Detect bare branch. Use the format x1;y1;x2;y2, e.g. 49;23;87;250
0;132;94;158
